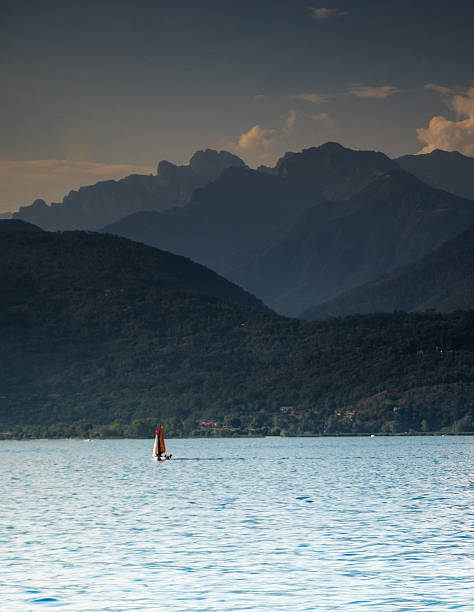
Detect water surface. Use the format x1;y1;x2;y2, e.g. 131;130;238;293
1;436;473;610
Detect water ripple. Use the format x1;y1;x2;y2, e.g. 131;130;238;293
0;436;473;611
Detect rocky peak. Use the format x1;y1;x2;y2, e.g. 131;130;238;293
189;149;246;182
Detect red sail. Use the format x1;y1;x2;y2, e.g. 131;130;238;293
153;425;166;457
158;426;166;455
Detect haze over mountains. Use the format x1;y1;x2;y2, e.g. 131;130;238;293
12;143;474;318
228;171;474;315
302;222;474;319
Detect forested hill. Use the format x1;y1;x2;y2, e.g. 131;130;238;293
0;219;43;233
0;231;267;314
1;231;474;438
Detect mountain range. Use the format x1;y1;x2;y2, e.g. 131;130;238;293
227;171;474;315
12;143;474;318
102;144;474;316
13;149;246;231
102;143;402;286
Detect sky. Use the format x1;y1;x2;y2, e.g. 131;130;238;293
1;0;473;213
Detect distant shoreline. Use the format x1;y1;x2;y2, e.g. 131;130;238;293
1;432;473;441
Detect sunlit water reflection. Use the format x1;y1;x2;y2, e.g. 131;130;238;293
1;436;473;610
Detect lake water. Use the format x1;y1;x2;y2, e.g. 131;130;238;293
1;436;473;611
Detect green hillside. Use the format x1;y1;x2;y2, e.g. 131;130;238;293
1;231;474;438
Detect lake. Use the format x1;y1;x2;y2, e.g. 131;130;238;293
1;436;473;611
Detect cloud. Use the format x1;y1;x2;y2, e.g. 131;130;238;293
424;83;454;96
417;86;474;156
225;124;278;163
311;112;331;123
225;112;297;165
0;159;155;213
225;108;332;167
309;7;347;20
451;88;474;117
349;84;400;99
291;92;326;104
284;110;297;135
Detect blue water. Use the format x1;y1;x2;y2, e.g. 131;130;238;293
1;437;473;611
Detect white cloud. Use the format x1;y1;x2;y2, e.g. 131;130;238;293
0;159;155;213
291;92;326;104
224;108;332;167
349;84;400;99
417;86;474;156
309;7;347;20
224;112;297;165
225;124;278;163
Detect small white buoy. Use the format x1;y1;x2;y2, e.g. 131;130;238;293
370;434;375;438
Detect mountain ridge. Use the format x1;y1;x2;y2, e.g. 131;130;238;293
396;149;474;201
227;171;474;315
103;144;412;297
0;230;267;316
13;149;247;231
0;219;43;233
302;222;474;319
9;142;474;319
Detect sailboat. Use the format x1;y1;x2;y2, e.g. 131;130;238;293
152;425;172;461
